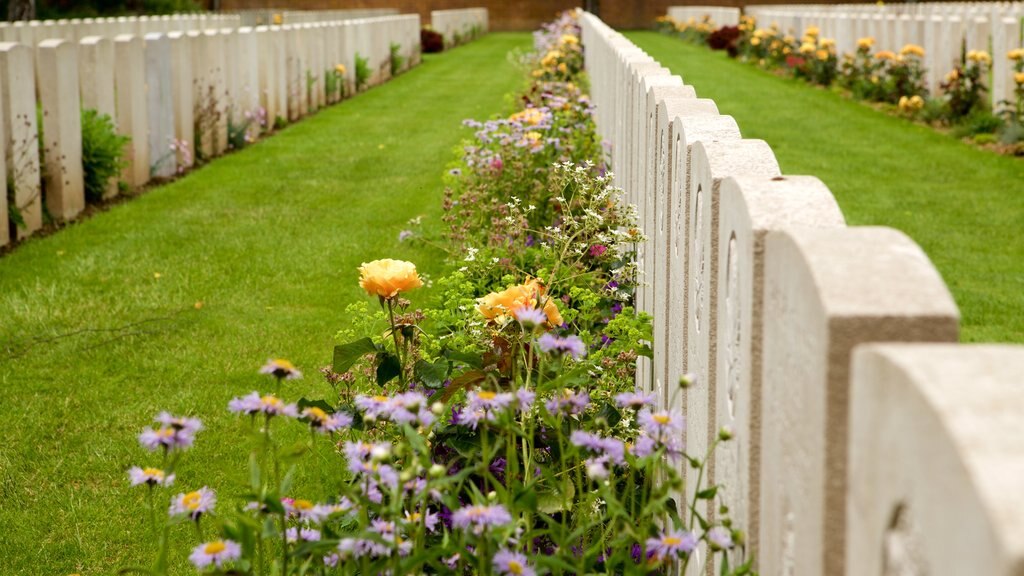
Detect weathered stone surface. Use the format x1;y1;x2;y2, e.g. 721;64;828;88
849;344;1024;576
0;42;42;238
115;34;149;188
145;33;176;178
37;38;85;220
713;175;845;563
760;226;959;576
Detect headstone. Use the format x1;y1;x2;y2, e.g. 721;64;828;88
0;42;42;239
167;32;194;171
145;33;176;178
0;81;6;246
713;175;845;563
37;39;85;220
848;344;1024;576
759;227;959;576
114;34;149;188
237;27;261;140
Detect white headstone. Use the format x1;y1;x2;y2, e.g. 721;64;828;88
0;42;42;239
145;33;176;178
37;39;85;220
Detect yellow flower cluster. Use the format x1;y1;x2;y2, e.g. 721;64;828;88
857;37;875;50
358;259;423;299
272;13;282;25
335;64;346;75
874;50;896;61
477;278;563;327
900;44;925;58
559;34;579;47
541;50;563;68
967;50;992;66
804;25;820;38
1009;48;1024;61
509;107;544;126
898;95;925;113
799;42;816;55
1016;72;1024;85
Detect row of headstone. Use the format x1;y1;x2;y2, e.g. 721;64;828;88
0;14;422;248
581;10;1024;576
666;6;741;27
737;3;1024;107
0;13;241;46
429;8;489;47
230;9;399;27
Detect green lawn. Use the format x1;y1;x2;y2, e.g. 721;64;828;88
627;31;1024;343
0;33;531;576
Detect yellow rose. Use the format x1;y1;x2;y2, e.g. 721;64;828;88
909;95;924;110
1015;72;1024;85
750;37;762;46
335;64;346;75
900;44;925;58
816;49;830;61
799;42;815;55
967;50;992;66
857;37;875;50
1008;48;1024;61
477;279;562;327
272;13;282;25
358;259;423;299
804;25;820;37
559;34;578;46
509;108;544;126
820;38;835;49
874;50;896;61
557;62;568;74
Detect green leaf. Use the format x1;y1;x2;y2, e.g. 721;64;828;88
514;486;538;512
443;348;483;368
332;337;378;373
297;397;335;413
248;453;261;491
697;486;718;500
376;352;401;385
414;358;448;389
597;402;621;427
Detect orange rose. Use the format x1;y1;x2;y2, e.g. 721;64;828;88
477;278;562;327
358;259;423;299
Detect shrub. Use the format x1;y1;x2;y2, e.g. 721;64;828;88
707;25;741;52
940;50;992;121
421;28;444;53
80;108;128;203
389;42;405;76
354;52;370;91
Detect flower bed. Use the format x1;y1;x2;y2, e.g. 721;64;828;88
122;11;753;576
658;14;1024;155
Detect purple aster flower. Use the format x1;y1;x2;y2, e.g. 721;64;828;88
169;486;216;521
404;509;440;532
354;394;396;419
544;389;590;416
286;527;322;543
398;230;414;242
228;392;299;418
646;529;697;561
451;504;513;535
537;333;587;360
570;430;625;464
513;306;548;328
337;537;389;559
302;406;352;433
154;412;203;435
139;412;201;452
516;388;536;412
128;466;174;487
259;358;302;380
460;390;516;429
614;391;655;410
638;409;684;439
707;527;734;550
493;549;537;576
281;498;330;523
525;235;535;247
323;553;339;567
189;539;241;569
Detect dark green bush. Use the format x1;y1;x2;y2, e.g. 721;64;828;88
389;42;405;76
80;108;128;203
355;53;370;91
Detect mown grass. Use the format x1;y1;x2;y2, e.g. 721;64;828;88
627;31;1024;343
0;32;531;576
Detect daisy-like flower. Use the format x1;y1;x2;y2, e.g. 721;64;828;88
614;391;655;409
286;527;322;543
189;539;242;569
707;526;734;550
282;498;329;523
139;412;202;452
302;406;353;433
537;333;587;359
638;408;684;439
459;390;516;429
128;466;175;487
515;388;536;412
228;392;299;418
646;529;697;561
513;306;548;328
404;509;440;532
570;430;625;464
337;537;389;559
323;553;340;567
354;394;395;419
493;549;537;576
451;504;513;535
260;358;302;380
544;388;590;416
169;486;216;521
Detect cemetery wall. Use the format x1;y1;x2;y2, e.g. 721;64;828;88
579;10;1024;576
430;7;487;45
0;11;426;248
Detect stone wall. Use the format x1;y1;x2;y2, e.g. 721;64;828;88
581;10;1024;576
0;12;424;248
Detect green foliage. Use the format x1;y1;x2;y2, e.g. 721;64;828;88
389;42;405;77
354;52;370;91
80;108;129;203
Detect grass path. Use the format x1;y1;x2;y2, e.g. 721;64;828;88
0;33;531;575
628;31;1024;343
